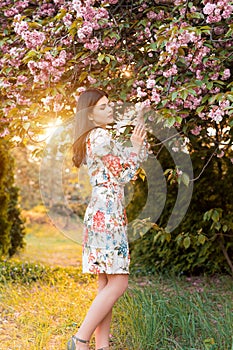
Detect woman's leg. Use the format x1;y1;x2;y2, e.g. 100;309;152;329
75;274;128;349
95;274;112;349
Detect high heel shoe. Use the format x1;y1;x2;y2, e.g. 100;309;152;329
67;335;89;350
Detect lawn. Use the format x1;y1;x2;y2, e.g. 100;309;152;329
0;219;232;350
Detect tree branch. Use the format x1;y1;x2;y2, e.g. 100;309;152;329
219;235;233;277
190;146;218;182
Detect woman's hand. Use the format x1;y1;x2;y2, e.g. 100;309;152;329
130;123;147;154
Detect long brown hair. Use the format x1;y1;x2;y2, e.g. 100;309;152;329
72;88;108;168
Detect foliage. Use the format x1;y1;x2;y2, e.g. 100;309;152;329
0;260;50;284
8;186;26;257
0;140;11;256
12;147;41;210
0;260;95;284
130;145;233;275
0;0;233;156
0;139;25;259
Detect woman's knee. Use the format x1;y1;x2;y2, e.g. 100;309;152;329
107;274;129;298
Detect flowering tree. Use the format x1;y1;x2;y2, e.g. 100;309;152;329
1;0;232;147
1;0;233;272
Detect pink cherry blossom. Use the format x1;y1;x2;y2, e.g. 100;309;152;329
146;78;156;89
87;76;97;84
217;150;224;158
53;102;64;112
151;89;161;104
0;128;10;138
163;65;178;78
63;13;73;27
77;87;86;93
103;37;116;47
191;125;202;135
84;37;100;51
209;107;224;123
17;75;28;84
137;87;147;98
21;30;46;49
78;25;93;40
14;20;29;35
222;68;231;80
147;11;157;19
41;96;54;107
203;3;216;15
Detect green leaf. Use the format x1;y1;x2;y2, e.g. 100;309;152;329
98;54;105;64
181;173;190;187
105;56;110;64
175;116;182;124
196;105;205;114
108;32;121;40
183;236;191;249
206;81;213;90
203;211;211;221
28;22;42;29
198;234;206;245
79;71;88;82
150;42;157;50
171;91;178;101
211;210;219;223
153;231;162;244
165;117;175;127
226;94;233;102
202;94;210;104
165;231;171;242
22;50;38;64
222;225;228;232
180;89;188;101
188;88;197;96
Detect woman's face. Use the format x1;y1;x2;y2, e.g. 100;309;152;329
89;96;113;126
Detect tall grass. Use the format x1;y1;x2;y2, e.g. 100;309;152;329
113;281;233;350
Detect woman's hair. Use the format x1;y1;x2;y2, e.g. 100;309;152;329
72;88;108;168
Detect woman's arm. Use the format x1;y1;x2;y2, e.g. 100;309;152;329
89;127;146;184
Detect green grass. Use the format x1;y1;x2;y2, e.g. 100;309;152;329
0;219;232;349
113;281;233;349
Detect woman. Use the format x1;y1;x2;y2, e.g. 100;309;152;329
68;88;147;350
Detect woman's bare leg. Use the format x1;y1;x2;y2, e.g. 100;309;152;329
95;274;112;349
75;274;128;350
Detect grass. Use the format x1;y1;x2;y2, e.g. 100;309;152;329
20;221;82;267
113;281;233;349
0;218;233;350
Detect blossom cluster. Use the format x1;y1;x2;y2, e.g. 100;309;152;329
13;15;46;49
203;0;233;23
208;99;230;123
72;0;114;50
0;0;232;163
28;50;67;84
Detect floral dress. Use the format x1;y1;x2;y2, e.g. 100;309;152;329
82;127;147;274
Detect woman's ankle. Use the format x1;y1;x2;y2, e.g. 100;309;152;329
73;335;90;349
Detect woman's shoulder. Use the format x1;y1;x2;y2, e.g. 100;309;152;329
88;127;111;142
